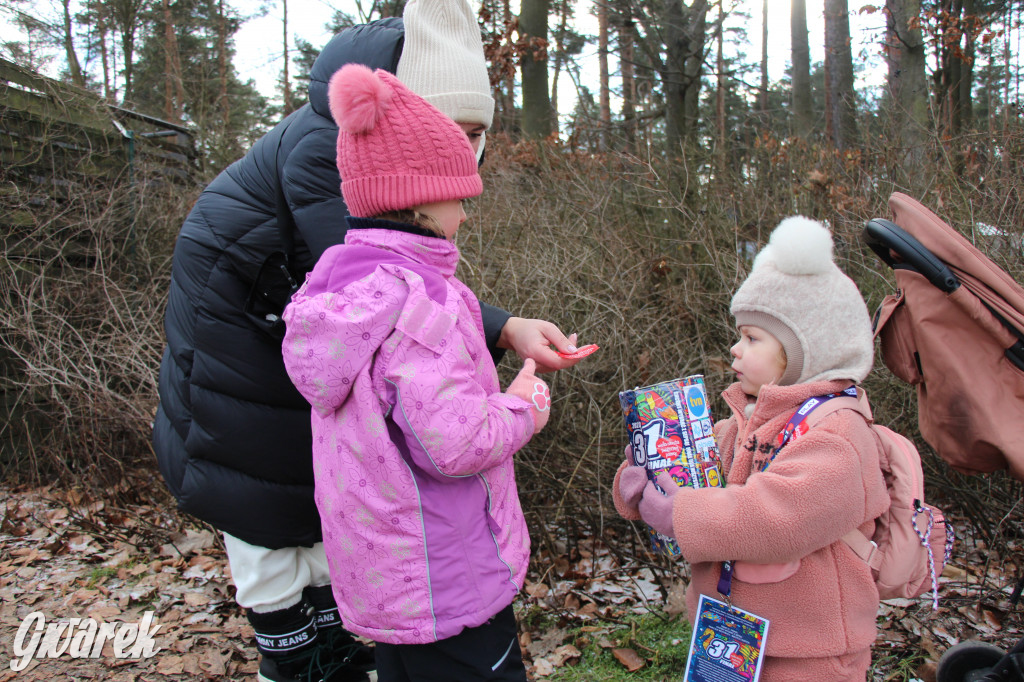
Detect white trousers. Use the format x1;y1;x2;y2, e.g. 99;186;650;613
223;533;331;613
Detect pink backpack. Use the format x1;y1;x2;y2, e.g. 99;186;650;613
793;389;954;609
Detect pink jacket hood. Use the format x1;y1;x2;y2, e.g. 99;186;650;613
287;228;461;417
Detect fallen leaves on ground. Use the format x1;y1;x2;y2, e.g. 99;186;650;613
611;647;645;672
1;470;1023;681
0;473;258;681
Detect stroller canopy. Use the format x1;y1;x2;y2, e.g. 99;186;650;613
865;192;1024;480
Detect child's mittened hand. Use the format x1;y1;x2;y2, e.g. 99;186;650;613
617;464;648;515
507;358;551;432
639;471;679;538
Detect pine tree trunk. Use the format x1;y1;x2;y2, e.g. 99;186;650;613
663;0;687;154
959;0;975;131
759;0;768;115
885;0;928;173
598;0;611;149
282;0;292;115
824;49;833;143
119;17;137;104
519;0;552;138
932;0;963;140
716;1;726;174
681;2;706;146
791;0;813;136
100;23;111;101
162;0;184;122
503;0;516;133
551;1;570;136
663;0;706;154
824;0;858;150
62;0;85;86
480;0;514;134
618;11;637;153
218;0;229;128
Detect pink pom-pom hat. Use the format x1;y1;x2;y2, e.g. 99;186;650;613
327;63;482;218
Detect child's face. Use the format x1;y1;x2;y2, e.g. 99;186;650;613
457;122;486;153
416;199;466;240
730;325;787;397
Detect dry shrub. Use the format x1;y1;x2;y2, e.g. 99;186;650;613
2;109;1023;566
1;63;201;489
0;156;196;485
464;142;739;562
465;128;1024;565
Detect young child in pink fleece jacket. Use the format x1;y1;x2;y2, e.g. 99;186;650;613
613;217;890;681
282;63;551;681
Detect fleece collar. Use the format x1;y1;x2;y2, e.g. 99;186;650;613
344;224;460;278
723;378;856;434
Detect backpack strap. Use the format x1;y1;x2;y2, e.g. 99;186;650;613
842;528;884;571
787;388;885;572
760;387;860;472
800;389;872;426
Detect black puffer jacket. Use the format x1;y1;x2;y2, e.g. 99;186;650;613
154;17;509;549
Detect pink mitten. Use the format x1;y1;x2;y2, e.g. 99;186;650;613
506;358;551;432
616;462;648;515
639;471;679;538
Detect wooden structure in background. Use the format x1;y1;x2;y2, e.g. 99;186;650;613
1;58;199;248
0;59;200;468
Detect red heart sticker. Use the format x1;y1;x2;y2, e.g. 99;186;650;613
655;435;683;460
556;344;600;360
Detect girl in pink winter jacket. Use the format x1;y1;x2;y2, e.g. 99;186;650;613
282;64;551;681
614;217;889;681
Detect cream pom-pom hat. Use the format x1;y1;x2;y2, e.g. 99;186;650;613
730;216;874;385
397;0;494;138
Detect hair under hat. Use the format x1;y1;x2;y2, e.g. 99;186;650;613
328;63;482;218
730;216;874;385
397;0;494;128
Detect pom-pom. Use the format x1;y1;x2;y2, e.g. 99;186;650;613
327;64;392;134
755;216;834;275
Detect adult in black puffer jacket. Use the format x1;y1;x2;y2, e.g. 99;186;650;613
153;3;579;681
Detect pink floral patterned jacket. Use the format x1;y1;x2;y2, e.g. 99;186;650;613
282;225;535;645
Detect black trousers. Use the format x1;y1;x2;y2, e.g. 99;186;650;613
374;604;527;681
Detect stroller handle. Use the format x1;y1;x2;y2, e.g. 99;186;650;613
863;218;960;293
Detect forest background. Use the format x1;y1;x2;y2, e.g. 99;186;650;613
2;0;1024;679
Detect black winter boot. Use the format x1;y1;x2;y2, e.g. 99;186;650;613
303;585;376;678
248;601;370;682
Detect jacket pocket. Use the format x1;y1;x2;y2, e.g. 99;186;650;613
733;559;801;584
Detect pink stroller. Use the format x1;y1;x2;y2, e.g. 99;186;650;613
862;192;1024;681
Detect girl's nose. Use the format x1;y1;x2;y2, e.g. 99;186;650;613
730;342;740;358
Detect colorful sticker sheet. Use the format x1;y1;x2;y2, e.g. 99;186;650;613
618;375;723;555
684;595;769;682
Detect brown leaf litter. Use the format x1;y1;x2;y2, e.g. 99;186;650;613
1;471;1023;681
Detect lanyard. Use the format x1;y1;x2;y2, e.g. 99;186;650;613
718;387;859;600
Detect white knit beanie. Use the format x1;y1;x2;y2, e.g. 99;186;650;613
730;217;874;385
397;0;494;131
